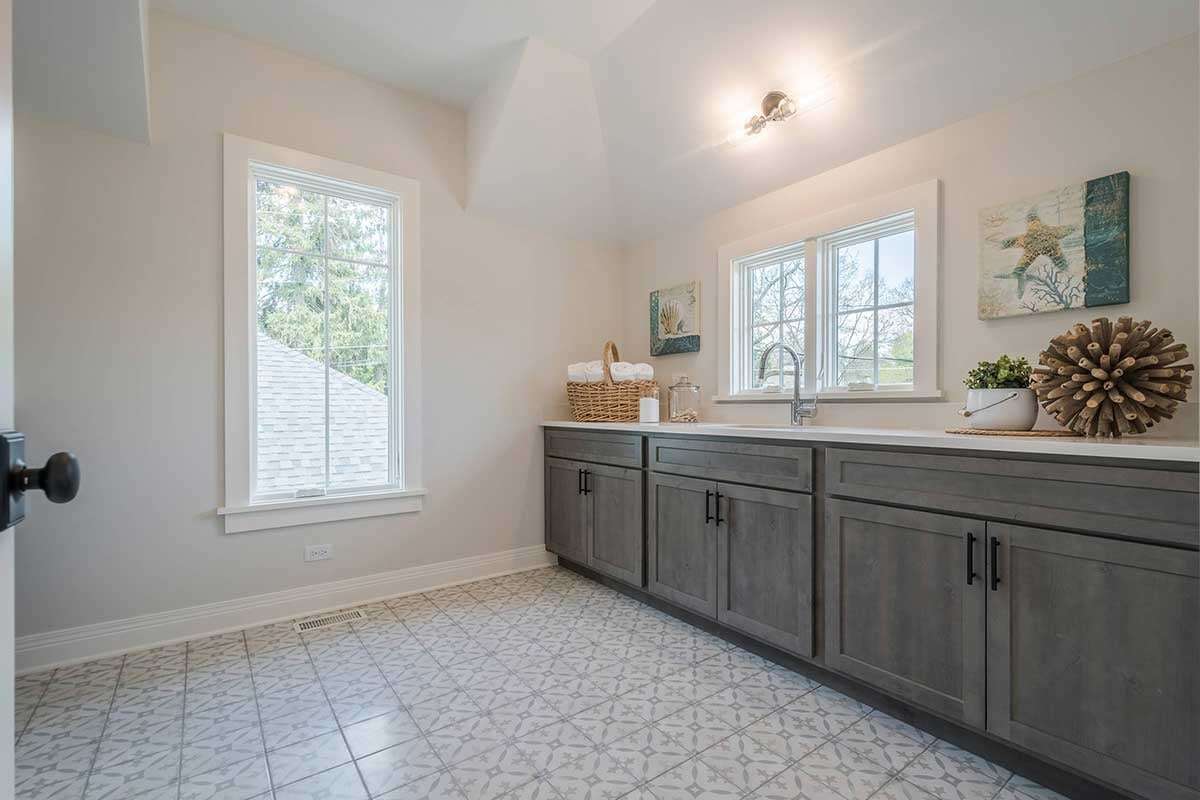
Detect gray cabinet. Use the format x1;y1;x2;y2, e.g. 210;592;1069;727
825;499;986;727
986;523;1200;800
585;463;644;587
647;473;718;618
650;437;812;492
545;457;644;588
648;473;815;649
717;483;813;657
545;457;588;564
826;447;1199;547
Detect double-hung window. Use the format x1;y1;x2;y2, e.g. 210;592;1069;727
719;180;938;401
825;213;915;389
221;135;423;533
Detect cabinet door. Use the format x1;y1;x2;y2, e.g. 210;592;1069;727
825;499;985;727
716;483;813;657
647;473;717;618
987;523;1200;800
586;463;644;588
545;457;587;564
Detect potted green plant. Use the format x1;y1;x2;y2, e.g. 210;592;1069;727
960;355;1038;430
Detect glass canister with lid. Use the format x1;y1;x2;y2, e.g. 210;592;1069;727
668;375;701;423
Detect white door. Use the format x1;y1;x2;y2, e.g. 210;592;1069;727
1;0;15;792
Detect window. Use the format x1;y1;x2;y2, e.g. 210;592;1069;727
736;243;807;391
718;180;938;401
825;213;915;389
221;135;423;533
253;169;395;498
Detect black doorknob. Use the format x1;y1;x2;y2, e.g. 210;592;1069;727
13;452;81;503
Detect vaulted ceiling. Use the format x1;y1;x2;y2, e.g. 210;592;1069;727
16;0;1198;242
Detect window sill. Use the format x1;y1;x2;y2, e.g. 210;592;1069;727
713;390;945;405
218;488;427;534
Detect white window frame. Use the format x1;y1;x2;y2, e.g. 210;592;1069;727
717;179;940;402
219;134;424;533
731;241;810;393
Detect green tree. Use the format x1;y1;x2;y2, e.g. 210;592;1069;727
255;180;391;393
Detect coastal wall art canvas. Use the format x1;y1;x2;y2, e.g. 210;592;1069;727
650;281;700;356
978;171;1129;320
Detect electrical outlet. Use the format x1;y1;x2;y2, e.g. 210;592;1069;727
304;544;332;562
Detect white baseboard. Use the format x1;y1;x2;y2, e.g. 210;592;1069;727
16;544;556;675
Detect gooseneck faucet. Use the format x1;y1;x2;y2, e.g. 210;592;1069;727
757;343;817;426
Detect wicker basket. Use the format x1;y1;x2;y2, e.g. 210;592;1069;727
566;341;657;422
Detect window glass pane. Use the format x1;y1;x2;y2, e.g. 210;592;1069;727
836;241;874;311
877;305;914;385
878;230;914;305
750;263;781;326
751;324;781;390
782;258;804;320
255;179;324;255
329;197;389;264
837;310;875;385
327;260;390;488
781;319;804;388
255;251;326;496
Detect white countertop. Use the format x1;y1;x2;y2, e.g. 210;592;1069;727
542;420;1200;463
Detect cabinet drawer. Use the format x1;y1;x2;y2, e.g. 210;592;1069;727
545;428;643;468
649;437;812;493
826;448;1199;547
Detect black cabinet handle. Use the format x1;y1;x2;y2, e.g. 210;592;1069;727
990;536;1000;591
704;490;713;523
715;491;725;526
583;470;591;495
966;532;977;586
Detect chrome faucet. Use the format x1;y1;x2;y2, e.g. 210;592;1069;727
757;343;817;426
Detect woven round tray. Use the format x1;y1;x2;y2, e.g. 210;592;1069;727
944;427;1081;437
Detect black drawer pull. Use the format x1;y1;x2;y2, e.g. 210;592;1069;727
704;490;713;523
966;532;977;586
990;536;1000;591
715;492;725;526
583;470;591;495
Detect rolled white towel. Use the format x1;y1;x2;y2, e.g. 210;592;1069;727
582;360;606;383
567;362;589;383
609;362;639;383
634;363;654;381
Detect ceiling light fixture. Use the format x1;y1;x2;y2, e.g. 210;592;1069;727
743;90;797;137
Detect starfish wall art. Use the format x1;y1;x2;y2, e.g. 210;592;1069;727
978;171;1129;319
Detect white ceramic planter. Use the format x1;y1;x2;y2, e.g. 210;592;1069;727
962;388;1038;430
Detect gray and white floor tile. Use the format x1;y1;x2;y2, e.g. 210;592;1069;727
13;566;1070;800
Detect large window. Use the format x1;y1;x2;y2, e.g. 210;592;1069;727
719;181;938;401
253;168;396;498
221;135;423;534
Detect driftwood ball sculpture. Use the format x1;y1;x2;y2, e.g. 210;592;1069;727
1031;316;1193;437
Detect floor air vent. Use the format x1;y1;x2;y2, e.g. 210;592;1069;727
293;609;365;632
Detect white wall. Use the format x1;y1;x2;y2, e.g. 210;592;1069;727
12;14;625;639
623;36;1199;434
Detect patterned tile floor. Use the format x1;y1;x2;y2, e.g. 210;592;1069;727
15;566;1071;800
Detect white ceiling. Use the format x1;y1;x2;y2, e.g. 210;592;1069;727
24;1;1200;242
14;0;151;142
